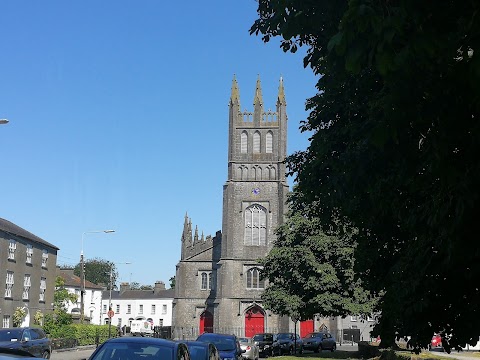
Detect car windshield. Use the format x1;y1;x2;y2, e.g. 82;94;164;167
277;334;291;340
0;330;22;342
253;334;272;341
91;342;173;360
238;338;249;343
198;336;236;351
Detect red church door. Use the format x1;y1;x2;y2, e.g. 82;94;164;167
245;306;264;338
300;319;314;337
199;311;213;334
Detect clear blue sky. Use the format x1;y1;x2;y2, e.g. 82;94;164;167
0;0;317;287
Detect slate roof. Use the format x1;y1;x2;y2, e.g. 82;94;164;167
0;217;59;250
103;288;175;300
58;269;104;290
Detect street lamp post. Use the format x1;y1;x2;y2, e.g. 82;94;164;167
80;229;115;324
108;262;131;338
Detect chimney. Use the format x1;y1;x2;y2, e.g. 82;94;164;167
120;282;130;294
154;281;165;294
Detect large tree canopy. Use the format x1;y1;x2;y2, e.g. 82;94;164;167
74;258;118;290
261;207;377;321
252;0;480;352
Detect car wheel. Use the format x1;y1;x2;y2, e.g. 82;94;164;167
42;351;50;359
331;344;336;352
299;346;304;354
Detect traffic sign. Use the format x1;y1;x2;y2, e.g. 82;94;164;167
108;310;114;318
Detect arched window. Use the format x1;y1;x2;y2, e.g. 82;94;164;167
208;272;213;290
244;205;267;246
201;272;208;290
253;131;261;153
270;166;276;180
241;131;248;153
266;132;273;153
246;268;265;289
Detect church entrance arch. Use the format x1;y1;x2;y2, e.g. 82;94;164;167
245;305;264;338
199;310;213;334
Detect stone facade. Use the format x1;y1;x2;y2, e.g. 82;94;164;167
173;77;291;339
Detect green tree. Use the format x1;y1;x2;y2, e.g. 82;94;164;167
74;258;118;290
169;276;175;289
261;209;376;321
130;282;153;290
251;0;480;352
44;277;75;334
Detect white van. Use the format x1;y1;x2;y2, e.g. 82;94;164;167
130;320;154;337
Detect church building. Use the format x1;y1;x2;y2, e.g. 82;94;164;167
173;76;291;339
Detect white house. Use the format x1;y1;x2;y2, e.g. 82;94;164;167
101;281;174;330
57;268;104;324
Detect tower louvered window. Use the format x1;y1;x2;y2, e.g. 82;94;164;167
253;131;261;153
241;131;248;153
266;132;273;153
244;205;267;246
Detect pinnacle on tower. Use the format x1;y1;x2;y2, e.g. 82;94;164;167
181;212;192;244
230;74;240;105
194;225;199;242
278;76;286;104
253;75;263;107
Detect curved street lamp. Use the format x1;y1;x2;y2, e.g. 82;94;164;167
0;119;9;124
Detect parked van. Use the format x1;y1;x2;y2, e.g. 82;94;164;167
130;320;154;337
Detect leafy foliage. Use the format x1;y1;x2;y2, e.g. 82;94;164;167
54;276;78;311
74;258;118;290
12;307;27;327
44;277;75;335
169;276;175;289
252;0;480;352
130;282;153;290
261;209;376;321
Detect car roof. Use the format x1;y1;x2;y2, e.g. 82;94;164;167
184;341;211;348
106;337;180;348
197;333;236;339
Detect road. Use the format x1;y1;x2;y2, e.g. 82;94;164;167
51;348;95;360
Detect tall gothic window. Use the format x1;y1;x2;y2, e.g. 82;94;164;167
200;271;213;290
253;131;261;153
244;205;267;246
241;131;248;153
246;268;265;289
266;131;273;153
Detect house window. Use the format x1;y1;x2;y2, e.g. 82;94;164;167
5;271;14;298
162;305;167;315
23;274;31;300
127;304;131;314
241;131;248;153
116;304;120;314
151;305;156;315
201;273;207;290
117;318;122;326
26;245;33;264
8;240;16;260
351;316;358;321
367;316;375;322
159;319;164;327
244;205;267;246
3;315;10;328
41;250;48;268
246;268;264;289
253;131;261;153
39;277;46;302
139;305;143;314
266;131;273;153
103;304;107;313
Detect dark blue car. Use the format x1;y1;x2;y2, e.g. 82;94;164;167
196;333;244;360
184;341;219;360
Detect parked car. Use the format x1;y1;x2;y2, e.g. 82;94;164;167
0;348;39;360
0;327;52;359
302;332;336;352
252;333;275;357
429;334;443;351
88;337;190;360
272;333;303;355
196;333;244;360
184;341;220;360
238;338;259;360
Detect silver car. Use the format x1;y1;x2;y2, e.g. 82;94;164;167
238;337;259;360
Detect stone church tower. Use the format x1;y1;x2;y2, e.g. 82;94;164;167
173;76;290;339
